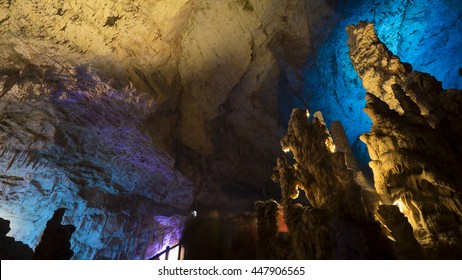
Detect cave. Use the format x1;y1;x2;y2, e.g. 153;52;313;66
0;0;461;260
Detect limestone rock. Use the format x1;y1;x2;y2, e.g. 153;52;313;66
0;60;193;259
347;21;412;115
0;0;341;218
258;108;393;259
376;205;423;259
348;22;462;258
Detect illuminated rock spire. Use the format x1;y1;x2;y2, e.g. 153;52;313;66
348;22;462;258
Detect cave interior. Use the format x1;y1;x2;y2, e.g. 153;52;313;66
0;0;461;260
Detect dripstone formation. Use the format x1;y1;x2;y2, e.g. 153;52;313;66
257;109;393;259
256;22;462;259
349;22;462;258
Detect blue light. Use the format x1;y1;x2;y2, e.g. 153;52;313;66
298;0;462;168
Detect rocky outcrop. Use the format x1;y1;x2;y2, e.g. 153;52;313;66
348;22;462;258
0;59;193;259
34;208;76;260
0;1;343;259
0;218;34;260
257;109;393;259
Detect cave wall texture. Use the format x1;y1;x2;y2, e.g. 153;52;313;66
0;0;339;259
0;0;461;259
349;21;462;258
258;21;462;260
299;0;462;169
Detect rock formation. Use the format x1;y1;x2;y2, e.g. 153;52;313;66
0;58;193;259
329;121;359;172
34;208;76;260
257;109;393;259
256;20;462;260
348;22;462;259
0;0;341;259
302;0;462;168
0;218;34;260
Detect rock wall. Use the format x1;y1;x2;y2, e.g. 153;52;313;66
0;56;192;259
1;0;342;210
301;0;462;168
258;109;393;259
348;22;462;259
0;0;341;258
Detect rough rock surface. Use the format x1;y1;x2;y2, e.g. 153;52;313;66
0;0;340;259
301;0;462;168
0;57;193;259
348;22;462;258
258;109;393;259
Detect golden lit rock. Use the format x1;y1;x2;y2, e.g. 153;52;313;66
349;22;462;258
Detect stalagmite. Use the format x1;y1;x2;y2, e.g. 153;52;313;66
348;21;462;259
257;109;393;259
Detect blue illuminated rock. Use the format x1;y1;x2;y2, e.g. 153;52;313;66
300;0;462;168
0;62;193;259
